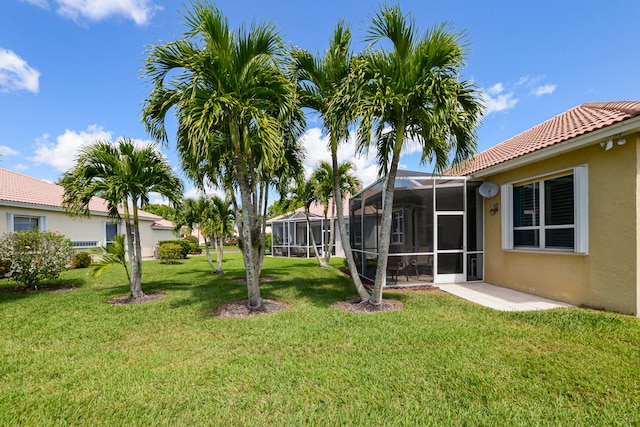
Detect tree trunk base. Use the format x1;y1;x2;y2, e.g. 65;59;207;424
130;290;145;299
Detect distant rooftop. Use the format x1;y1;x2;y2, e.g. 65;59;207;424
0;168;170;225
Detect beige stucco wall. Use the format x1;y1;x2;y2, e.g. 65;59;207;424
481;133;639;315
0;205;172;259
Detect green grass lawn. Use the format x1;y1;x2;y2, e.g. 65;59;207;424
1;253;639;426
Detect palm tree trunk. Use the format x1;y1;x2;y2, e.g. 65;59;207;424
332;147;370;301
306;208;328;267
231;123;262;310
122;202;142;299
369;128;404;305
324;201;336;265
204;235;218;273
131;205;144;299
217;236;224;272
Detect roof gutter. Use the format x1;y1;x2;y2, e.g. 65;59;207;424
469;115;640;179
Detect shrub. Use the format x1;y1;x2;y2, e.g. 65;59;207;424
72;251;93;269
158;243;182;264
0;230;74;289
159;240;191;259
264;233;272;255
183;235;199;252
0;258;10;279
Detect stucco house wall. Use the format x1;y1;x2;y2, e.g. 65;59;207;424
481;133;639;315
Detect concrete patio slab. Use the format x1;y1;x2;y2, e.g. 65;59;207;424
437;282;574;312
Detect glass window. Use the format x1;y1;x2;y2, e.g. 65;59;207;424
14;216;39;232
510;173;577;250
105;223;118;243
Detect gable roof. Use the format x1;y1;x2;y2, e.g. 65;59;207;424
450;101;640;176
0;168;171;226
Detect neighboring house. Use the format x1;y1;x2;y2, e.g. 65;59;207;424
268;198;348;258
0;168;176;258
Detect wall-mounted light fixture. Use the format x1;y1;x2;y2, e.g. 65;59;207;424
489;202;499;216
601;136;627;150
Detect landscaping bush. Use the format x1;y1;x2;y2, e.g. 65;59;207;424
0;258;10;279
158;240;191;259
264;233;272;255
183;235;199;251
0;230;74;288
71;251;93;269
158;243;182;264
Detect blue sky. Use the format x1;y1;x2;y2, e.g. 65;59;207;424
2;0;640;201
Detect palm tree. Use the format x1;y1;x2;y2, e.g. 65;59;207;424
310;160;361;265
142;1;303;309
357;5;483;305
61;138;183;299
175;197;217;273
282;175;328;268
292;22;370;300
91;234;130;282
207;195;235;273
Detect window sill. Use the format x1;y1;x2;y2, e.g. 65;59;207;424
504;248;587;256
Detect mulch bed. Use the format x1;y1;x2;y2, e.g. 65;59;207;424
214;299;291;318
0;284;79;293
108;293;166;305
331;297;404;313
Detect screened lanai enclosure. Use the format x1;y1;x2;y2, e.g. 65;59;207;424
350;171;484;286
270;211;341;258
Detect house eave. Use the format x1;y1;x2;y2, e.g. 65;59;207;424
469;116;640;179
0;200;159;222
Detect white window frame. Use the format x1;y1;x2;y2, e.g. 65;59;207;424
501;165;588;254
391;209;405;245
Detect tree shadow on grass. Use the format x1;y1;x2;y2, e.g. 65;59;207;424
0;278;86;304
155;263;395;317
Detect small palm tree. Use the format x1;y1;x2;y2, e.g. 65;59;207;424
357;4;483;305
283;175;329;268
207;196;235;273
61;138;183;299
91;234;130;282
310;160;361;265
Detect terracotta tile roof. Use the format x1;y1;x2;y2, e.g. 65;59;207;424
449;101;640;176
0;168;170;225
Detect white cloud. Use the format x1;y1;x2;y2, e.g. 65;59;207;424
0;145;19;156
0;48;40;93
300;127;381;188
23;0;161;26
481;83;518;115
532;84;557;96
13;163;30;171
32;124;113;172
22;0;50;7
183;184;226;201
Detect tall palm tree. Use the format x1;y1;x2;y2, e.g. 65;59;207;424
310;160;361;265
357;5;483;305
292;22;370;300
61;138;183;299
142;1;303;309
